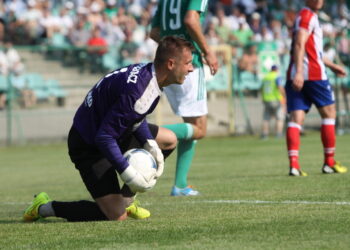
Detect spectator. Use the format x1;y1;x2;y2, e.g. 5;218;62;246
104;0;118;20
214;8;232;44
3;41;24;75
238;44;258;75
132;12;150;45
205;21;221;46
87;1;104;29
135;31;157;63
19;0;43;44
11;72;36;109
68;16;90;47
226;6;243;31
324;42;337;62
87;27;108;73
230;17;254;46
254;25;274;42
337;29;349;65
119;29;138;66
260;65;286;139
250;12;262;35
103;17;125;46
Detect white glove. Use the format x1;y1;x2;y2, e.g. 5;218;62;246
144;139;164;178
120;165;156;193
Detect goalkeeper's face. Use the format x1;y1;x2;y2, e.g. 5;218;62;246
171;48;194;84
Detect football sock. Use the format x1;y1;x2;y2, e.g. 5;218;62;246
321;118;336;167
38;202;55;217
162;123;194;140
162;148;176;159
175;140;197;188
286;122;301;169
52;200;107;222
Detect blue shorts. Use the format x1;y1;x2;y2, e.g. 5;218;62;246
285;80;334;113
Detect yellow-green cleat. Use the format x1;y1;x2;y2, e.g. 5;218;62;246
126;200;150;219
23;192;51;222
322;161;348;174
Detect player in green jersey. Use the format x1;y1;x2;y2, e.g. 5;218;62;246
151;0;218;196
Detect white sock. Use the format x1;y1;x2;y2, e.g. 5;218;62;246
38;202;55;217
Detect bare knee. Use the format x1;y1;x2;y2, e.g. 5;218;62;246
183;116;207;139
156;127;177;150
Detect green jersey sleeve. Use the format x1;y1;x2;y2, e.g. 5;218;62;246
188;0;207;12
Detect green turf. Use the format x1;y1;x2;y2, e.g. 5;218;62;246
1;132;350;249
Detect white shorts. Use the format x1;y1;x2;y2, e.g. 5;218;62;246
164;67;207;117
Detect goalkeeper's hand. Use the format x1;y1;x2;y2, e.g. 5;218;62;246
144;139;164;178
120;165;156;193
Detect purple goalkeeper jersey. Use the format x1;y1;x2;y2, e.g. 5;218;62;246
73;63;162;173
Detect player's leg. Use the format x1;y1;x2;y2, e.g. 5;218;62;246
287;110;307;176
24;166;126;222
163;67;205;196
154;126;178;158
308;80;347;174
318;104;347;173
285;80;309;176
24;127;126;222
261;102;271;139
275;103;285;138
94;194;127;220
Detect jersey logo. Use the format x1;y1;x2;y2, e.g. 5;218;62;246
127;64;146;84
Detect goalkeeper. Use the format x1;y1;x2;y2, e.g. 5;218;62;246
23;36;194;222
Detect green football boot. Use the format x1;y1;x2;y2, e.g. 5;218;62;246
23;192;51;222
126;200;150;219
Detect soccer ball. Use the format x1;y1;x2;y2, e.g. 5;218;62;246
123;148;157;183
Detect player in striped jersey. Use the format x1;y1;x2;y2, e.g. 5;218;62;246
285;0;347;176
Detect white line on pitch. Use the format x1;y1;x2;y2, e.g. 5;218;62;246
187;200;350;205
3;200;350;206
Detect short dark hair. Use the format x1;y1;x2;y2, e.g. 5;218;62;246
154;36;194;67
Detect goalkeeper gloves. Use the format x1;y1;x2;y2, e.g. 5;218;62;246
144;139;164;178
120;165;156;193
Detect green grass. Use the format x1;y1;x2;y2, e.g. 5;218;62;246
1;132;350;249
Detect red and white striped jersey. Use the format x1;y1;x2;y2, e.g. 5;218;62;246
287;7;327;81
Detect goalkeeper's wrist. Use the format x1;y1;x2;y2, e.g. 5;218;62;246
144;139;159;148
120;165;137;182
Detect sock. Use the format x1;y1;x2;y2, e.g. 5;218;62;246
286;122;301;169
38;201;55;217
162;123;194;140
174;140;197;188
321;118;336;167
162;148;176;159
52;200;108;222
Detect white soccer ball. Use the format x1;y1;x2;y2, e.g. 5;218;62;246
123;148;157;183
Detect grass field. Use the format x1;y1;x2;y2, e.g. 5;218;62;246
1;132;350;249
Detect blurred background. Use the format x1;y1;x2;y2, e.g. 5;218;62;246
0;0;349;145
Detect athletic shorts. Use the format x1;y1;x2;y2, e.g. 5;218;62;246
285;80;334;113
164;67;207;117
263;101;284;121
67;124;159;199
